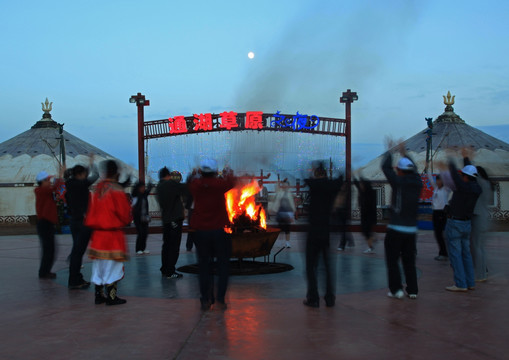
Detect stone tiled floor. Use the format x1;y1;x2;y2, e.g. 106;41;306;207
0;229;508;359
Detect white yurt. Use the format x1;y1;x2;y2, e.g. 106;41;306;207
0;99;138;224
355;92;509;221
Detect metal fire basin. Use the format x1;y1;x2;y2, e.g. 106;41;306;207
231;228;280;259
178;227;293;275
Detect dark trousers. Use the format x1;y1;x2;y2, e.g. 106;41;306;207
186;231;195;251
68;219;92;285
186;209;194;250
195;229;232;305
306;232;335;303
36;219;56;276
160;221;183;275
134;220;149;252
432;210;448;256
384;229;418;295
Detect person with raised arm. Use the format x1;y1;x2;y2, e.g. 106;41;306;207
440;148;482;292
303;164;343;308
426;161;452;261
66;155;99;289
381;138;422;300
461;147;491;283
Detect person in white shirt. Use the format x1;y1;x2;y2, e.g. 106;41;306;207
427;165;452;261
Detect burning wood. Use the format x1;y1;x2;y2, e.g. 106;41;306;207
225;180;267;234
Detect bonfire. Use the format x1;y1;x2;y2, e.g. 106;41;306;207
225;180;267;234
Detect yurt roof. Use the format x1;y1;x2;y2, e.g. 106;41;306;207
359;92;509;180
0;99;137;183
0;124;113;159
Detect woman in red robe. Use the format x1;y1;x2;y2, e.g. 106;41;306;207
85;160;132;305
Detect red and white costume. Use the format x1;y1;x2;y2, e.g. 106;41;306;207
85;180;132;285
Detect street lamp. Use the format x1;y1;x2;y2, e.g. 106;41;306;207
129;92;150;183
339;89;358;220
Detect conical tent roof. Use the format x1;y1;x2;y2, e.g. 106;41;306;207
0;99;136;183
0;122;113;159
359;92;509;179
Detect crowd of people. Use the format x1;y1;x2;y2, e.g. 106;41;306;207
33;158;236;308
378;140;493;298
33;142;493;309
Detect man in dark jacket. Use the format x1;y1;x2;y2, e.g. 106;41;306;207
442;151;482;292
381;140;422;300
303;164;343;308
188;159;236;311
66;160;99;289
157;167;188;279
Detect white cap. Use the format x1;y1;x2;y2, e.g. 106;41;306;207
397;157;414;170
36;171;50;182
461;165;478;177
200;158;218;173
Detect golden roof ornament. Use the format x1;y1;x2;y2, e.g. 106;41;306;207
41;98;53;114
443;91;455;106
435;91;465;124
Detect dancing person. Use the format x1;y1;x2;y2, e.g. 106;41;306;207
440;149;482;292
255;180;269;219
131;181;153;255
354;178;377;254
188;159;236;311
381;139;422;300
66;158;99;289
35;170;62;279
85;160;132;305
271;180;296;248
157;167;188;279
426;163;452;261
303;164;343;308
463;151;493;282
335;185;355;251
169;171;196;252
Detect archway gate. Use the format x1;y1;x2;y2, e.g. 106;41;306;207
136;89;358;214
144;111;346;139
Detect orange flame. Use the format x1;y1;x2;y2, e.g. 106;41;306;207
259;207;267;229
225;180;267;230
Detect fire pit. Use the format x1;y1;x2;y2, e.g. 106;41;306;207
230;228;280;259
178;180;293;275
224;180;279;259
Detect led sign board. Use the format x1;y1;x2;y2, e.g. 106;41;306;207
168;111;319;135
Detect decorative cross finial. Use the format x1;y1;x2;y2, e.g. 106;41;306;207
41;98;53;114
443;91;455;106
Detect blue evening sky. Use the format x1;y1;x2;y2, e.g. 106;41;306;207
1;0;508;169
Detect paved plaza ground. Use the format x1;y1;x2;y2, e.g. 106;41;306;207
0;228;508;360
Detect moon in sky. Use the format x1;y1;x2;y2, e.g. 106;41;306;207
248;51;255;59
